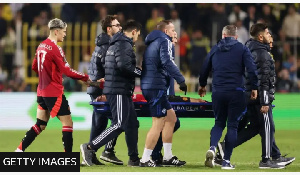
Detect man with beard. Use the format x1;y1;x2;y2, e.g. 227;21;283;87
215;25;295;169
84;15;123;166
80;20;142;167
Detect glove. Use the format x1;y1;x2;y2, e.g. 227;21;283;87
134;67;142;77
179;82;187;95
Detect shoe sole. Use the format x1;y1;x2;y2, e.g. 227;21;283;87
80;144;92;167
221;167;235;170
205;150;215;168
139;164;157;167
217;142;224;159
277;157;296;166
100;155;124;165
162;164;185;167
259;166;285;169
214;161;222;167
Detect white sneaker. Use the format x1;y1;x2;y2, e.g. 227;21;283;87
205;150;215;168
14;148;23;152
81;160;87;166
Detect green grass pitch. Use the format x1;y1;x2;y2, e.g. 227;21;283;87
1;129;299;172
0;93;299;172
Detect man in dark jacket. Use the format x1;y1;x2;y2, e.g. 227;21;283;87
85;15;123;165
140;20;187;167
243;23;293;169
199;25;258;169
80;20;142;167
151;32;181;165
216;23;295;169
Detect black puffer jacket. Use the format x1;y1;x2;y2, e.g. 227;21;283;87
103;32;141;95
87;33;110;95
245;39;275;105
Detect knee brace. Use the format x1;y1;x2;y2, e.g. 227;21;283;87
36;118;48;131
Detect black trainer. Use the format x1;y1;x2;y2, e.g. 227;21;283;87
217;141;225;159
92;152;104;165
80;143;94;166
100;151;124;165
221;160;235;170
259;159;285;169
272;155;295;166
128;157;141;167
162;156;186;167
139;159;157;167
214;157;223;167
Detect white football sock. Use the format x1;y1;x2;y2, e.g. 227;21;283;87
141;148;153;163
163;143;173;160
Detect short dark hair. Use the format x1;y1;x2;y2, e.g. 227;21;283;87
250;23;268;38
123;20;142;32
157;20;172;31
101;15;117;33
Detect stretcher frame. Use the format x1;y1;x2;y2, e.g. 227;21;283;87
90;101;215;118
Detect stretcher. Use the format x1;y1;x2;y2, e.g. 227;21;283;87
90;101;215;118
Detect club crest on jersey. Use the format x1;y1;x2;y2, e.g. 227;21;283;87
162;108;166;114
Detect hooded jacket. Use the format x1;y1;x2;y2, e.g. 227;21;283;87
103;32;141;95
199;37;258;92
245;38;275;105
87;33;110;95
141;30;185;90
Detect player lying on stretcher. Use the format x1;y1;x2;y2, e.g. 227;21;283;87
89;78;207;103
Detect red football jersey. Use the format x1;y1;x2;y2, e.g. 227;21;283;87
132;94;147;102
32;38;89;97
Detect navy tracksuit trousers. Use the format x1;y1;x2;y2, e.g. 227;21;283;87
210;90;246;161
235;104;280;160
89;94;117;152
89;94;139;160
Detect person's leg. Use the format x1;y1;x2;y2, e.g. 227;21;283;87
140;90;166;166
51;94;73;152
205;92;227;168
268;111;281;160
89;95;108;145
235;105;260;147
269;105;295;166
161;109;185;166
216;105;259;163
223;91;246;165
16;102;49;152
161;108;177;159
151;133;163;162
89;95;129;150
152;117;180;163
258;104;285;169
89;95;121;165
210;92;228;149
256;104;272;163
141;117;165;163
125;97;140;166
58;114;73;152
81;95;129;166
